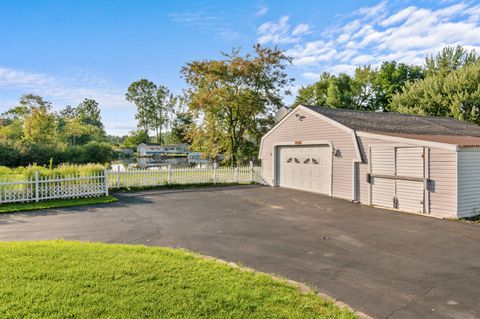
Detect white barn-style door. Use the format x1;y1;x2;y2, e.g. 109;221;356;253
370;146;426;213
277;145;331;195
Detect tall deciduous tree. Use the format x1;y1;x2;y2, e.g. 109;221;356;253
126;79;157;136
22;106;57;145
425;45;479;76
182;44;293;164
151;85;176;144
169;110;194;144
390;61;480;123
390;46;480;123
294;63;423;111
126;80;175;143
77;99;104;130
373;61;424;111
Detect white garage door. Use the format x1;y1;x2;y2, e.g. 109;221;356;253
370;147;425;213
277;145;331;194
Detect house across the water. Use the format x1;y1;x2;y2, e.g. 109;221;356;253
137;143;190;156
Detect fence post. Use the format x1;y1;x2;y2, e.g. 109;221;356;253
234;166;239;183
249;161;254;183
213;162;217;184
168;165;172;184
34;171;39;202
104;170;109;196
117;166;121;188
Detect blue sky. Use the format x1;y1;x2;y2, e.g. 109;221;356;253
1;0;479;135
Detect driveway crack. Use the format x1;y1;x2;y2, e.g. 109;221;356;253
384;283;439;319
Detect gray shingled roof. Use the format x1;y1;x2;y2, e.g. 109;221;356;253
303;105;480;137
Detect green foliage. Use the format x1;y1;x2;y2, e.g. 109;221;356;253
167;110;194;144
61;141;114;164
126;80;176;143
77;98;104;129
390;60;480;123
425;45;479;77
122;130;149;149
182;44;293;164
0;94;111;166
0;241;356;318
22;106;58;145
0;163;107;179
295;63;423;111
373;61;424;111
126;79;157;135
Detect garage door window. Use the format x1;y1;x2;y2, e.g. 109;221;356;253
304;158;310;164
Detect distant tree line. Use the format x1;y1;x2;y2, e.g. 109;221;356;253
0;95;113;166
295;46;480;124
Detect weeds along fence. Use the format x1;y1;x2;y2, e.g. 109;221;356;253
0;165;264;205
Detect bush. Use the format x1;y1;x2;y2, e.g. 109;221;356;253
62;141;114;164
0;163;107;179
0;141;22;167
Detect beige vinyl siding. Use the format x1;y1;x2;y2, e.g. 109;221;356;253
260;108;357;200
357;136;457;218
457;149;480;218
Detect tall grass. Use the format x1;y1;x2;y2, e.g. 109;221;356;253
0;163;107;180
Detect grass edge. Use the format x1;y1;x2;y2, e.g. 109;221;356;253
0;196;118;214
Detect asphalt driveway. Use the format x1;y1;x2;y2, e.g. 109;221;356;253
1;185;479;319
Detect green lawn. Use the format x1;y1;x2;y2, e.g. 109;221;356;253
0;196;118;214
0;241;356;319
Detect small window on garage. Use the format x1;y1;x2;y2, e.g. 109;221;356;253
286;157;293;163
294;158;300;163
312;158;319;164
304;158;310;164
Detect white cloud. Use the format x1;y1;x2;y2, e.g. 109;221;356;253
170;10;241;41
256;6;268;17
292;23;311;36
380;6;417;27
0;66;131;110
257;16;311;44
0;67;53;88
270;1;480;76
355;1;387;18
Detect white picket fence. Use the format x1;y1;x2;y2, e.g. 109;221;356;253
0;165;263;205
109;165;257;188
0;171;108;204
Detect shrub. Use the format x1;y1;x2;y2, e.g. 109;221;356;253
0;163;107;179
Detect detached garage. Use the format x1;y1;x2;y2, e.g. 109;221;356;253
259;105;480;219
